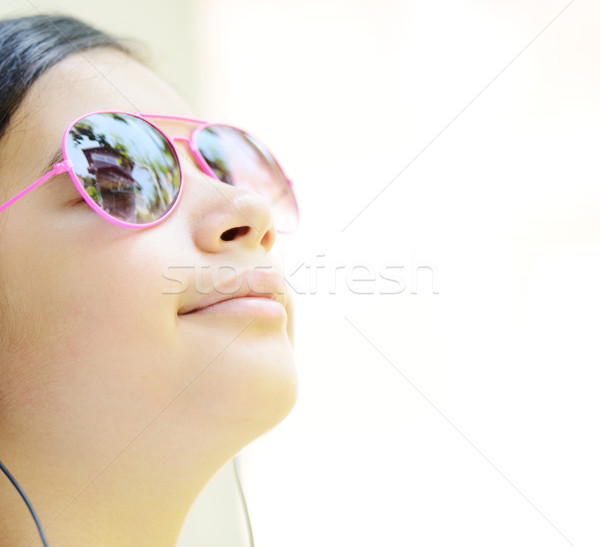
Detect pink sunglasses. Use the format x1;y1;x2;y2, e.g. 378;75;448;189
0;111;298;232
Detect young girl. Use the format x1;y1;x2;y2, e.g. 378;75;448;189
0;14;298;546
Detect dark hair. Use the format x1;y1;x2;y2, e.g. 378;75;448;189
0;14;129;141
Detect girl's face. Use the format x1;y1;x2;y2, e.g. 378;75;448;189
0;49;297;458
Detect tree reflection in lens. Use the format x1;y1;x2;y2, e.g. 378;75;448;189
195;125;297;231
67;113;181;224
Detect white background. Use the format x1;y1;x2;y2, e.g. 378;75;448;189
197;1;600;546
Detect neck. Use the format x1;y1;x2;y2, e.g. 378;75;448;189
0;411;238;546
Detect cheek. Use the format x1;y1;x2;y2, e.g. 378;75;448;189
0;236;188;417
50;253;173;359
0;226;175;367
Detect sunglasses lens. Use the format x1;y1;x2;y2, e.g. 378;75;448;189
66;113;181;225
195;126;298;232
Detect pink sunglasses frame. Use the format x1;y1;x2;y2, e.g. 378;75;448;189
0;111;298;231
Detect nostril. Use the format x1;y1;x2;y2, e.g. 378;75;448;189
220;226;250;241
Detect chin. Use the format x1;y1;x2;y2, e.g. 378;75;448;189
219;340;298;441
245;352;298;435
176;332;298;452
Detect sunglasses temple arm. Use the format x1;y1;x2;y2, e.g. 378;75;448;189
0;161;71;213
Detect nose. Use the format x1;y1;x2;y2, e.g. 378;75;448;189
188;177;276;254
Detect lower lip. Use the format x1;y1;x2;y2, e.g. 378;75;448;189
184;297;287;320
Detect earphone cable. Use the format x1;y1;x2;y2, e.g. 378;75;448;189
1;454;254;547
0;459;50;547
233;456;255;547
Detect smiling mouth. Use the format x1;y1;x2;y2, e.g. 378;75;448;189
177;270;287;319
182;295;287;319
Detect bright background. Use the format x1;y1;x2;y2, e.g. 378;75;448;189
3;1;600;546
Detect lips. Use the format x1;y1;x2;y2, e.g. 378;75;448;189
177;268;286;316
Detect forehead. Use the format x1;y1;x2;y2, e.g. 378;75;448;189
0;49;192;196
26;48;192;123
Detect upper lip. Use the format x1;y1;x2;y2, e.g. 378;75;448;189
177;268;286;315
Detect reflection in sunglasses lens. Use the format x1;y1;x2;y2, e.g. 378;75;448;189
195;125;298;232
66;113;181;224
